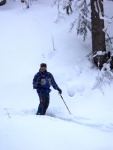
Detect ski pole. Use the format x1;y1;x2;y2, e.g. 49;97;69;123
60;94;71;115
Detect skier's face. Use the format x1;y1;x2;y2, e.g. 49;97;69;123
41;66;46;72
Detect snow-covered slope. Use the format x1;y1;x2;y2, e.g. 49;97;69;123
0;1;113;150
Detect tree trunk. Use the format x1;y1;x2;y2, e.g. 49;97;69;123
91;0;106;69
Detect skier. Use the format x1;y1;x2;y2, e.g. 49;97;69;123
33;63;62;115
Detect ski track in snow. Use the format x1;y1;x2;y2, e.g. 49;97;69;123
0;108;113;133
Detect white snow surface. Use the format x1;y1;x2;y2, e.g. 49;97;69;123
0;1;113;150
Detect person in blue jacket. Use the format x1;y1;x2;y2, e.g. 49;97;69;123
33;63;62;115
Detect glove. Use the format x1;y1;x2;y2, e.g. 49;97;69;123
58;88;62;94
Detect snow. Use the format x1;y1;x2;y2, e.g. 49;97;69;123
0;0;113;150
1;114;113;150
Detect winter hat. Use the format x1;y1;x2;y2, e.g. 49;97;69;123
40;63;47;68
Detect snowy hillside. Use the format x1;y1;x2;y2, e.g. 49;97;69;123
0;0;113;150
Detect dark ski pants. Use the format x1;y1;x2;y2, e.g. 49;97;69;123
37;92;50;115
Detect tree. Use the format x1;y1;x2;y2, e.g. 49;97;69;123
91;0;106;69
21;0;30;8
0;0;6;6
54;0;113;69
0;0;31;8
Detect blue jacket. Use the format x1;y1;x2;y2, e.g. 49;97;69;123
33;70;60;93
